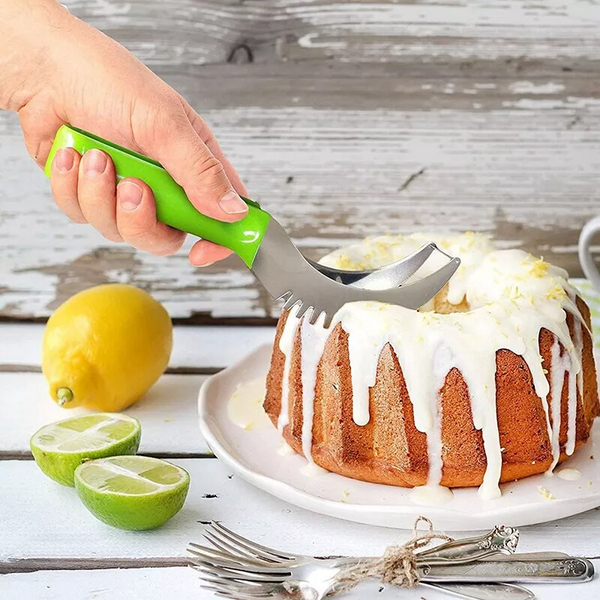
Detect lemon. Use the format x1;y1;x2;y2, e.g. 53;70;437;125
30;413;141;486
74;456;190;530
42;284;172;411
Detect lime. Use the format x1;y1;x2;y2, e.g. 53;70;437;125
30;413;141;486
74;456;190;530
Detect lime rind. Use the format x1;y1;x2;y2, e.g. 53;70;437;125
74;456;190;530
30;413;141;486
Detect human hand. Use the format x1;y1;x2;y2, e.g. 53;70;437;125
0;0;246;266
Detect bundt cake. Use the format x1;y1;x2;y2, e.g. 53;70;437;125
264;233;600;500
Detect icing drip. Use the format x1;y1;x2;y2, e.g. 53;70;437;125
565;289;587;456
557;467;581;481
299;315;328;462
276;234;589;499
278;305;300;431
548;338;568;472
410;484;454;506
570;298;585;456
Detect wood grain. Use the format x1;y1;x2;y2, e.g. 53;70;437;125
0;372;214;455
66;0;600;67
2;565;598;600
1;1;599;320
4;458;600;562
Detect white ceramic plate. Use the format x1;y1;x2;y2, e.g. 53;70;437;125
198;344;600;531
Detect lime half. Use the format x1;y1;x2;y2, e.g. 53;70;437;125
74;456;190;530
30;413;141;486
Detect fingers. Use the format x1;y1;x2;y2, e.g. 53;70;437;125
116;178;186;256
50;149;185;256
139;104;248;224
183;102;249;198
189;240;233;267
77;149;122;242
50;147;87;223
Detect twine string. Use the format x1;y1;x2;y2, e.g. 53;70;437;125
333;517;453;594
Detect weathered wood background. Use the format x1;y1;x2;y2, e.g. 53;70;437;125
1;0;599;322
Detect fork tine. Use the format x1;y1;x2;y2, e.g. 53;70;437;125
200;583;273;600
210;522;296;562
196;574;273;597
190;560;289;582
189;552;290;575
189;542;269;567
295;304;313;320
282;295;300;310
193;571;268;590
203;530;268;563
189;547;265;570
308;308;323;326
204;587;273;600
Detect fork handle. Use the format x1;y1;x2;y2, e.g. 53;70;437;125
45;125;271;268
419;557;594;584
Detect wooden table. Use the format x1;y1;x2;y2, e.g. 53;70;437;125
1;322;599;599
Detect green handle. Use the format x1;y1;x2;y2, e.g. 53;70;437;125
44;125;270;268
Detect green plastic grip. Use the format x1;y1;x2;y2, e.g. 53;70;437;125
44;125;270;268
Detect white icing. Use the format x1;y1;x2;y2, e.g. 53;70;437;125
300;463;328;477
549;338;568;472
410;484;455;506
277;305;301;431
227;378;270;431
557;467;582;481
570;296;585;456
299;314;328;462
276;233;587;499
277;442;296;456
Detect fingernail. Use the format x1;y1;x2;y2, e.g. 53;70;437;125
196;261;215;268
54;148;74;173
83;149;108;176
219;191;247;215
118;181;143;211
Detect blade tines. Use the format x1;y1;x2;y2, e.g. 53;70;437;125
281;293;301;311
295;303;313;320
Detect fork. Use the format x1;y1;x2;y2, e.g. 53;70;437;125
187;522;538;600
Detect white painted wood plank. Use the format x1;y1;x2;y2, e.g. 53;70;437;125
1;78;599;319
2;459;600;562
1;373;210;454
0;323;274;369
4;566;599;600
62;0;600;66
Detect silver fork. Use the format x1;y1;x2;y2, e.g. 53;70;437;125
187;523;538;600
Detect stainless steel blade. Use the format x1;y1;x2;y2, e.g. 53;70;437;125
251;219;460;325
307;242;438;288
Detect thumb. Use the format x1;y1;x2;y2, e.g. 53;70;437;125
147;115;248;223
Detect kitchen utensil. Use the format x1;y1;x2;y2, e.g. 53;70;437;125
45;125;460;326
187;522;593;599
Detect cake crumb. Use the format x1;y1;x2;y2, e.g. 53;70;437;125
588;481;593;487
538;486;555;500
343;491;350;498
